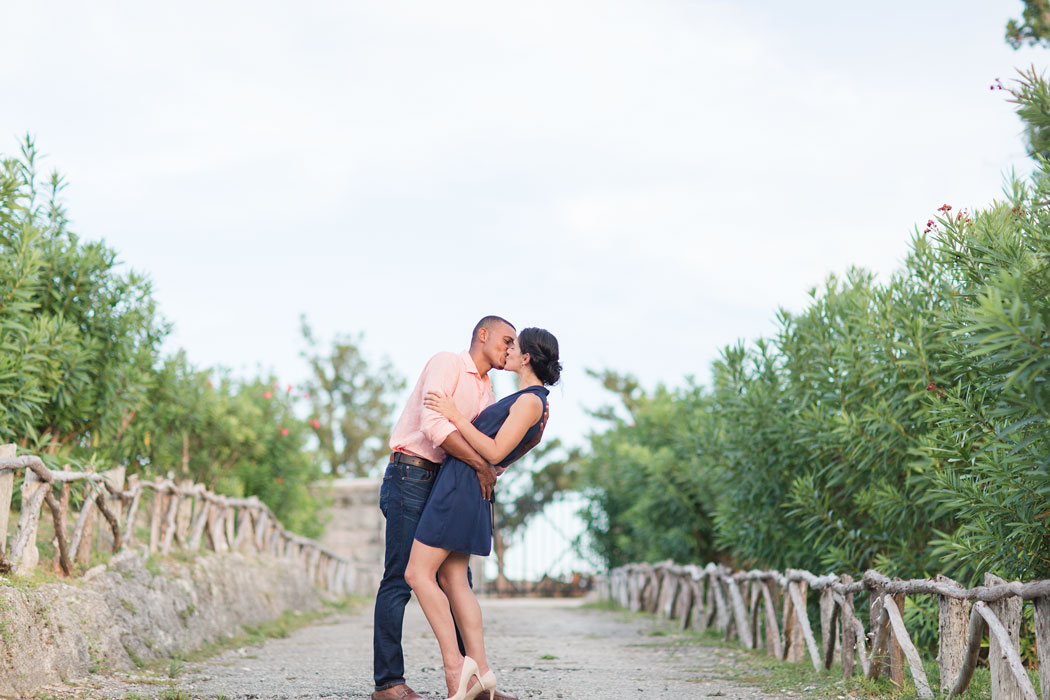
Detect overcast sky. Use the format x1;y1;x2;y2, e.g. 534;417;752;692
2;1;1044;451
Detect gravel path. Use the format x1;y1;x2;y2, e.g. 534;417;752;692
66;596;780;700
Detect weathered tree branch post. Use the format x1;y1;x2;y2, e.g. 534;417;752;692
1034;596;1050;700
149;478;164;553
13;464;48;573
0;444;15;558
937;575;971;695
782;579;807;662
887;591;907;691
820;585;838;669
986;573;1024;700
761;579;782;658
839;574;857;678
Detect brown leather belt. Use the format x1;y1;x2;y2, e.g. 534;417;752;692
389;451;441;472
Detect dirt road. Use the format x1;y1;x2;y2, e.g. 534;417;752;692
61;596;782;699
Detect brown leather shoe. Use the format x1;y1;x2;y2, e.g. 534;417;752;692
372;684;423;700
492;691;518;700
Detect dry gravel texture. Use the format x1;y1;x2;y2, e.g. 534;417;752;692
59;597;781;700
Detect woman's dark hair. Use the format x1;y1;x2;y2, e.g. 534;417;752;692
518;327;561;386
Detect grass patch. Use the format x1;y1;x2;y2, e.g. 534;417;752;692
168;654;183;678
0;567;67;591
579;598;623;612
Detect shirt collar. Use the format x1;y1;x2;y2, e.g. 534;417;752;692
459;350;483;377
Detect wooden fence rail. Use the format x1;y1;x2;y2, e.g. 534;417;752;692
0;444;354;595
599;561;1050;700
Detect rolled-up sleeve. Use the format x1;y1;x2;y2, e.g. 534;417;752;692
419;352;461;447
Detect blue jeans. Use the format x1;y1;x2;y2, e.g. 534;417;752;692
373;460;469;690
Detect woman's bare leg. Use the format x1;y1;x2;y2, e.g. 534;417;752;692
405;540;472;695
439;552;490;678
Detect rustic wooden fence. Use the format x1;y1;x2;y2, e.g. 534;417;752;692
600;562;1050;700
0;444;354;594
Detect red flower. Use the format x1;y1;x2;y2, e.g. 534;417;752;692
287;384;293;393
926;382;937;391
280;427;290;436
938;204;952;212
311;419;321;429
264;391;272;399
276;477;284;484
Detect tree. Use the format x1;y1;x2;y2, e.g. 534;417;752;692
577;371;724;569
490;438;581;590
300;316;405;476
1006;0;1050;48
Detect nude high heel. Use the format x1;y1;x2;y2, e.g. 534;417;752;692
473;670;497;700
446;656;481;700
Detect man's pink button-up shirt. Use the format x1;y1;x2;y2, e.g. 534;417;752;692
388;351;495;464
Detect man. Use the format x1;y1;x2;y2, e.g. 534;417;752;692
373;315;523;700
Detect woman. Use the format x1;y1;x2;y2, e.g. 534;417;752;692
403;327;561;700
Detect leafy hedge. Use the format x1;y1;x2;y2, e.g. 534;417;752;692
579;72;1050;584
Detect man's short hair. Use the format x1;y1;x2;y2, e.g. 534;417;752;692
471;315;515;342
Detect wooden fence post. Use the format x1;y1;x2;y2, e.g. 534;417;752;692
761;580;783;658
782;580;807;662
986;573;1024;700
749;580;762;651
1034;596;1050;700
839;574;857;678
887;591;907;691
188;498;209;551
123;476;142;543
0;444;16;557
74;485;98;565
224;506;236;551
727;576;753;648
14;465;47;573
99;466;126;552
677;575;696;629
149;479;164;553
820;585;839;669
175;480;194;547
937;575;971;695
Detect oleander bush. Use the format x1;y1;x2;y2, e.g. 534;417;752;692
579;71;1050;584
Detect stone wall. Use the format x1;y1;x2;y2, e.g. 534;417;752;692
0;550;319;698
317;477;384;595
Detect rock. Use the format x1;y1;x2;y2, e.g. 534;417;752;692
0;551;319;698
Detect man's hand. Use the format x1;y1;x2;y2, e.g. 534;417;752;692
475;463;497;500
440;431;497;500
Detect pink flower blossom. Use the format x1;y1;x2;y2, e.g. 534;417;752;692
264;391;272;400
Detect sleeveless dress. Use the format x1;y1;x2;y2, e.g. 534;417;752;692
414;385;549;556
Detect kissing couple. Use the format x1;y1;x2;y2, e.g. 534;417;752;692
372;315;561;700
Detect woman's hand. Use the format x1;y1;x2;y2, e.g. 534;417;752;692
424;391;463;423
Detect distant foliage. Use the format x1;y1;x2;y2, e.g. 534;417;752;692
299;316;404;477
579;72;1050;583
1006;0;1050;48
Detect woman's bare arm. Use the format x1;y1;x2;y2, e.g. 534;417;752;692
424;391;543;464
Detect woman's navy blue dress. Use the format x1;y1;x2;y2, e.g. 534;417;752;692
415;385;549;556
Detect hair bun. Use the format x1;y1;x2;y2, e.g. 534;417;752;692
517;327;561;386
